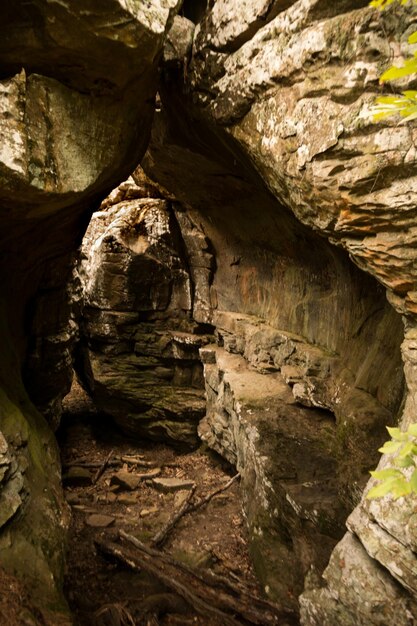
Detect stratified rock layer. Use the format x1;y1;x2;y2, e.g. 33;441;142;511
78;176;214;446
199;341;347;608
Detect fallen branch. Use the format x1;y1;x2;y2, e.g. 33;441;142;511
93;449;115;485
63;455;157;471
120;455;157;468
96;532;296;626
187;473;240;514
150;474;239;548
131;594;188;626
63;459;120;470
94;602;135;626
151;484;196;548
96;537;237;625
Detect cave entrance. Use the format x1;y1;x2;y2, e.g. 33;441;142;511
56;172;298;625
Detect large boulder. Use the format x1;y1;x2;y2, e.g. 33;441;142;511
0;0;180;620
188;0;417;317
77;175;214;446
1;0;181;423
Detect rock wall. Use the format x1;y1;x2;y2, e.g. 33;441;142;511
77;174;214;446
76;164;404;608
1;1;416;623
140;0;417;622
0;0;181;620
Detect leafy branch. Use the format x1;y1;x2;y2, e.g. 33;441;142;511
366;1;417;501
369;0;417;121
366;424;417;499
370;0;414;7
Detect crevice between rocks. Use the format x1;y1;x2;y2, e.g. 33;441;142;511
49;159;405;618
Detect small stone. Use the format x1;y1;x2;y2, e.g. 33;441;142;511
174;490;190;508
96;492;117;503
151;477;195;492
110;471;142;490
141;467;162;479
65;493;81;505
72;505;97;513
63;466;93;486
140;506;159;518
85;514;115;528
118;493;138;505
111;468;162;491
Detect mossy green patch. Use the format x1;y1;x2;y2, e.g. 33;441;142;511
0;299;71;622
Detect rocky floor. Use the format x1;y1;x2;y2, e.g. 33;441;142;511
59;381;265;626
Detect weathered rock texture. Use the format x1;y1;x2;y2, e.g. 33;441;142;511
199;341;348;609
140;0;417;621
300;329;417;625
188;0;417;318
77;174;214;446
1;0;416;623
0;0;180;620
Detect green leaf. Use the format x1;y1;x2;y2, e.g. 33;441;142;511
370;0;417;9
400;109;417;123
398;440;415;458
376;96;406;105
366;476;399;499
410;468;417;493
381;58;417;82
391;478;412;499
370;468;403;480
386;426;407;441
372;110;399;121
396;455;415;468
369;0;387;7
407;423;417;437
370;0;404;7
378;440;402;454
409;31;417;45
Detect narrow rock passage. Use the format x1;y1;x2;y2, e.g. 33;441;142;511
59;381;266;626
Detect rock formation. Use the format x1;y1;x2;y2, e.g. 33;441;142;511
140;0;417;622
77;174;214;446
0;0;181;621
1;0;417;623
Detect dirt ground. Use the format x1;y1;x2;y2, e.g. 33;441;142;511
59;381;263;626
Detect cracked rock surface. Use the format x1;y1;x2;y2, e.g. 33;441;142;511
0;1;180;621
78;174;214;446
141;0;417;622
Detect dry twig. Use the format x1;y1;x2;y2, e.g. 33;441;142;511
96;531;296;626
151;474;240;547
187;473;240;514
151;484;196;548
93;449;115;485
